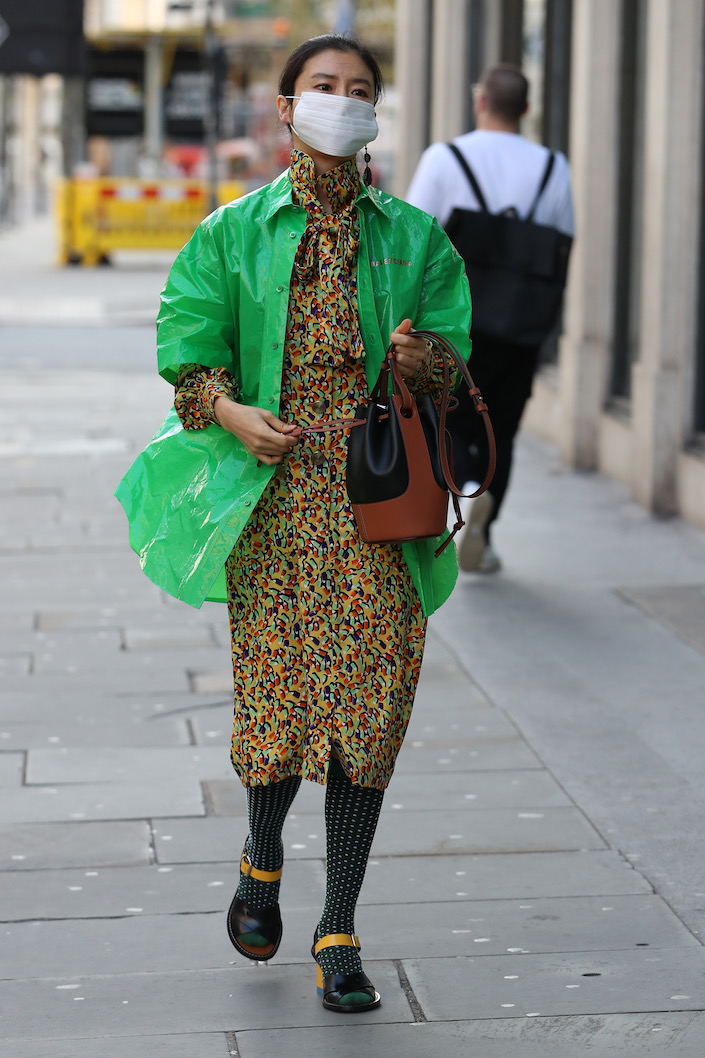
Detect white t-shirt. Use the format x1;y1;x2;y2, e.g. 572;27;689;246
406;129;575;236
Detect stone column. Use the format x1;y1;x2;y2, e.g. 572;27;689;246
393;0;432;197
558;0;622;468
429;0;471;142
142;33;164;177
630;0;705;513
482;0;503;68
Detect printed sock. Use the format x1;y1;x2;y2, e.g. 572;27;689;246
237;775;301;915
316;756;384;1001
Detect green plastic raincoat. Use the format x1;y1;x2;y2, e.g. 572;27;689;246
115;169;472;616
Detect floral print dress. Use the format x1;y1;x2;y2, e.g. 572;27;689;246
175;151;443;791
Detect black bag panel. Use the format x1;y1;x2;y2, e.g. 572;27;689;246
418;394;447;489
346;400;410;505
468;270;566;346
445;207;572;346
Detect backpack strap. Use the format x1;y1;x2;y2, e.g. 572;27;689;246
449;141;557;222
446;142;490;213
526;151;556;220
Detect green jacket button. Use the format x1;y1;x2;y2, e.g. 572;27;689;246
244;499;251;507
276;285;284;292
268;396;275;404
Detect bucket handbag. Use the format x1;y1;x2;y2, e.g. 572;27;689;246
305;330;495;555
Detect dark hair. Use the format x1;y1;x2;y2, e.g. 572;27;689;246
278;34;384;104
479;63;528;123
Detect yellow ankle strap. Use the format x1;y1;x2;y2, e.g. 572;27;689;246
240;853;283;884
314;932;361;956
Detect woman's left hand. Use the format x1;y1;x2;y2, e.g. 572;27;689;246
390;318;428;379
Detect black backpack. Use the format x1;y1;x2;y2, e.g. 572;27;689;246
444;143;573;347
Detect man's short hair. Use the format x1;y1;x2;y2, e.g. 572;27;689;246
477;64;528;122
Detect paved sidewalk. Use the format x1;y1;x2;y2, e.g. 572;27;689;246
1;220;705;1056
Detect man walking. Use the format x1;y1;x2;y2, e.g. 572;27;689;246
406;64;574;572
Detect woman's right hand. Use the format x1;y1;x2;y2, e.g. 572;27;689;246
213;397;300;465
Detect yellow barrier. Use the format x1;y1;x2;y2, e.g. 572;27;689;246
56;178;245;266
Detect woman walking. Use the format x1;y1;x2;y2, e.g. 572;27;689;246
117;34;471;1012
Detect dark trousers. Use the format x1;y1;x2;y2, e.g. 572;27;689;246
449;333;541;542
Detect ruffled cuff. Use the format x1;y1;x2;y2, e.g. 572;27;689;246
174;364;240;430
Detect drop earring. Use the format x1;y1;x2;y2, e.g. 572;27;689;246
363;149;372;186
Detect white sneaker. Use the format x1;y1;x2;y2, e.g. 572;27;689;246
456;490;495;572
477;543;502;574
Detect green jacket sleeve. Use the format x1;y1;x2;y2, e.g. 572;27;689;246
415;218;472;362
157;215;238;385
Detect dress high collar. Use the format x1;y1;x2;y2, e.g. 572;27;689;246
289;150;360;214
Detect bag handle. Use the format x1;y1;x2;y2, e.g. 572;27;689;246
412;330;496;502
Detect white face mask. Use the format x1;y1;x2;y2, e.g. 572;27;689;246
287;91;378;157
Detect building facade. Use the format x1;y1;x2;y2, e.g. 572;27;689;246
395;0;705;529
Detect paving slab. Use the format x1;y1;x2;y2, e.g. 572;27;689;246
123;626;219;651
9;1034;230;1058
26;746;232;785
233;1013;705;1058
0;752;24;786
0;608;34;631
403;947;705;1021
371;806;606;855
404;704;521;740
203;769;570;818
0;551;158;609
411;680;493;710
0;821;152;870
359;850;652;902
620;584;705;657
0;717;191;749
3;912;231;978
0;688;227;724
33;605;216;632
384;768;570;810
189;668;234;694
0;962;412;1040
2;663;190;696
182;699;529;753
190;707;235;746
152;816;325;865
151;805;606;864
0;853;651;925
0;861;327;922
7;894;689;980
0;653;32;676
393;737;544;773
204;777;324;817
356;894;697;959
29;629;125;671
0;777;205;823
29;646;223;690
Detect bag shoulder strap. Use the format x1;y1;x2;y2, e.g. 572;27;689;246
446;143;490;213
526;150;556;221
449;141;556;223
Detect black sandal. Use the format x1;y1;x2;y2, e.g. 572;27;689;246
226;846;283;962
312;931;381;1013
